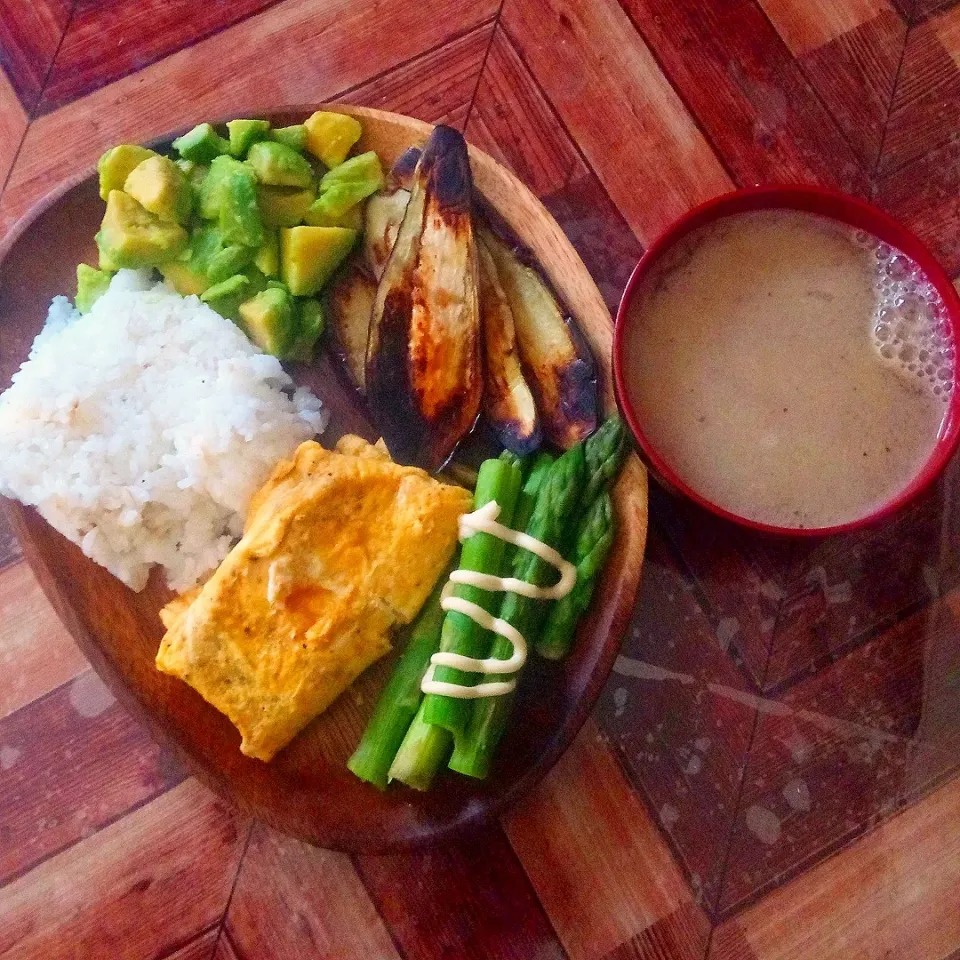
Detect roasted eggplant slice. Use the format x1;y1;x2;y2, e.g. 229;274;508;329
362;147;421;281
366;127;482;470
325;264;377;392
477;239;541;454
481;228;597;448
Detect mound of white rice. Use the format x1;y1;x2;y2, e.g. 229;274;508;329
0;269;328;591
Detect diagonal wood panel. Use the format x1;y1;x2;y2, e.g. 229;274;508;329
0;67;27;193
501;0;732;246
39;0;283;114
710;772;960;959
0;779;249;959
0;0;498;239
504;719;710;960
0;668;184;885
0;561;87;719
223;823;399;959
355;825;567;960
621;0;870;193
0;0;71;111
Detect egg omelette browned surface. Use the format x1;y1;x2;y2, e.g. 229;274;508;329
156;435;472;761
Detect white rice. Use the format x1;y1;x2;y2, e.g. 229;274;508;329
0;269;328;591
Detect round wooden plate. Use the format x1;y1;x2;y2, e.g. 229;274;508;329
0;106;648;851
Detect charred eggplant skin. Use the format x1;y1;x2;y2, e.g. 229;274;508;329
389;147;421;190
366;126;482;470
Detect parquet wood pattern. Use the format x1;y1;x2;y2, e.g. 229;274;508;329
2;0;960;954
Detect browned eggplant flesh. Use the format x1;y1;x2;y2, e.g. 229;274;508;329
365;126;483;470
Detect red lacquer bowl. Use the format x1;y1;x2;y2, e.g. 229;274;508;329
613;185;960;537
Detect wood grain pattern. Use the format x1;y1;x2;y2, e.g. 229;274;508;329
0;560;87;719
604;904;712;960
501;0;733;245
158;927;219;960
755;0;895;55
336;20;493;129
879;9;960;175
0;0;71;110
464;28;644;315
597;533;759;912
0;66;27;193
39;0;283;113
0;668;184;884
800;9;907;168
505;718;707;960
710;773;960;960
225;823;399;959
355;825;566;960
0;779;249;959
621;0;869;193
0;106;647;851
0;0;499;235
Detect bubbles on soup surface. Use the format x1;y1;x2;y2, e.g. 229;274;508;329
868;246;954;396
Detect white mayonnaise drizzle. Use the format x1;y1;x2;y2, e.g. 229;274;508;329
419;501;577;699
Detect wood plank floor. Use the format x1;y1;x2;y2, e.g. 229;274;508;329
2;0;960;956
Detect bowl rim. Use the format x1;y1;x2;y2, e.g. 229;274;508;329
612;183;960;537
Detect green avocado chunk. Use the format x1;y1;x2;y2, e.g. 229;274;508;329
200;273;252;322
253;229;280;278
123;155;192;225
227;119;271;158
173;123;230;163
291;297;325;362
96;191;189;269
246;141;313;188
238;286;296;357
75;264;113;313
269;125;308;153
312;151;384;219
97;145;156;201
200;156;264;247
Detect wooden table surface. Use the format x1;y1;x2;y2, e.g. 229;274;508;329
2;0;960;957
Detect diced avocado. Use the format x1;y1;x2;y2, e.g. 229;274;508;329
207;243;254;283
303;196;364;230
266;279;289;292
96;190;189;269
97;145;156;201
254;229;280;277
280;225;357;296
246;141;313;188
75;264;113;313
200;273;252;322
257;184;315;228
291;297;325;362
238;286;296;357
269;124;308;152
220;172;263;247
304;111;362;168
312;151;384;218
227;119;271;158
159;260;211;296
199;155;247;219
199;156;263;247
173;123;230;163
175;158;196;176
123;155;192;225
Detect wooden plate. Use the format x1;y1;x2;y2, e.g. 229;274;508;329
0;106;648;851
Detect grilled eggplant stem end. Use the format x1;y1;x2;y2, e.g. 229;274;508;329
366;126;483;471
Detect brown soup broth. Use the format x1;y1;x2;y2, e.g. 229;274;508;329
622;210;954;529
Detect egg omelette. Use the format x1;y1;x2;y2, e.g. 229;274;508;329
156;435;472;761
